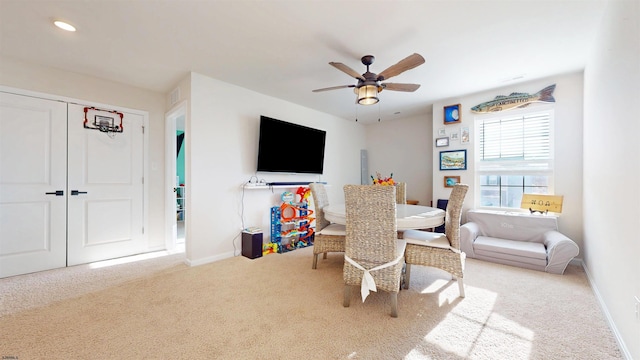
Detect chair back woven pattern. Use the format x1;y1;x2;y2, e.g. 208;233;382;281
343;185;401;293
445;184;468;249
395;182;407;204
403;183;469;288
309;183;345;266
309;183;330;231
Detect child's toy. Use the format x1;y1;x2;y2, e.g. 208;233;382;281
262;242;278;255
296;186;311;203
269;187;316;253
281;191;294;203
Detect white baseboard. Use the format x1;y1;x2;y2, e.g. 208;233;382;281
184;251;235;267
569;257;582;266
580;260;632;360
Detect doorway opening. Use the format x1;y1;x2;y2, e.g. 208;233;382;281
176;116;185;244
165;102;187;251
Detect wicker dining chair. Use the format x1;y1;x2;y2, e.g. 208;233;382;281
394;182;407;238
343;185;406;317
309;183;346;269
395;182;407;204
402;184;469;297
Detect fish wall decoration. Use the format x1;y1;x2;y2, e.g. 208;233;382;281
471;84;556;113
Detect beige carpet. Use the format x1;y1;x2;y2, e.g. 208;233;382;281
0;247;622;359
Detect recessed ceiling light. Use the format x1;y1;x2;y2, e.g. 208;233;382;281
54;20;76;32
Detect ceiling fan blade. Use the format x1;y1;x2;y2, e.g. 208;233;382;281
312;84;356;92
329;62;365;81
382;83;421;92
376;53;425;81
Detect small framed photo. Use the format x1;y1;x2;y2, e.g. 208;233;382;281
450;131;459;141
461;126;470;144
435;137;449;147
438;128;446;137
439;149;467;171
444;104;461;125
444;175;461;188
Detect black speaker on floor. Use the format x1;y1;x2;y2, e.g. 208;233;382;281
242;232;263;259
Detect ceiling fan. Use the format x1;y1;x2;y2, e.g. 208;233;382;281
312;53;425;105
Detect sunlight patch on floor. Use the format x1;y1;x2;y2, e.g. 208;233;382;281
418;278;464;307
468;312;534;359
419;278;451;295
88;244;185;269
420;286;533;359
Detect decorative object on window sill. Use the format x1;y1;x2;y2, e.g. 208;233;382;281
471;84;556;113
371;172;395;186
520;194;563;214
439;150;467;171
444;103;461;125
435;137;449;147
444;175;461;188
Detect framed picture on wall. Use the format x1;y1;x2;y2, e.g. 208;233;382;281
439;149;467;170
461;126;470;143
444;104;461;125
444;175;461;188
435;137;449;147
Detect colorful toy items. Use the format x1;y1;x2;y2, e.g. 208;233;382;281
262;242;278;255
269;186;315;253
296;186;311;203
281;191;294;203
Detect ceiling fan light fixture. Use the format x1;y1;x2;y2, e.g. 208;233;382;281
356;85;379;105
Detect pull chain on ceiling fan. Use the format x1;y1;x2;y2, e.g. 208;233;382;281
312;53;425;105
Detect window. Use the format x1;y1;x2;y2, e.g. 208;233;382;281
476;111;553;209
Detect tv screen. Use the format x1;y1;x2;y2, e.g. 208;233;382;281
257;116;326;174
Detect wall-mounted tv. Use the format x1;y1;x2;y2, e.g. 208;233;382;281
257;116;326;174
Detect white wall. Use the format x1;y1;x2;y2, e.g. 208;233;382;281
431;73;585;249
178;72;365;265
583;1;640;358
365;113;434;205
0;55;167;250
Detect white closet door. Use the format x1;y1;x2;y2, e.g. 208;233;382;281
0;92;67;278
66;104;145;265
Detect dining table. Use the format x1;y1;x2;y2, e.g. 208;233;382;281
323;203;445;231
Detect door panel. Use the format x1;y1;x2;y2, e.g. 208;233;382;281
85;199;133;245
0;203;50;254
0;92;67;278
67;104;145;265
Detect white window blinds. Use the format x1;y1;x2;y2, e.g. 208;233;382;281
477;111;553;172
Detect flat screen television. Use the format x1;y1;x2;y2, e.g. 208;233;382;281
257;116;326;174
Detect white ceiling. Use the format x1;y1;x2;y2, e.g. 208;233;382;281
0;1;606;123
